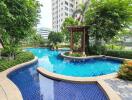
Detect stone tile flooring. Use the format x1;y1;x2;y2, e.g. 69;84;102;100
105;79;132;100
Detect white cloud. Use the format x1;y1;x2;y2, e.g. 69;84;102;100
37;0;52;29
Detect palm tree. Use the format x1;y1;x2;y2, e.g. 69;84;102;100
72;0;90;25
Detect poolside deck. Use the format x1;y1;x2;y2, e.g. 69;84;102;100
0;85;7;100
105;78;132;100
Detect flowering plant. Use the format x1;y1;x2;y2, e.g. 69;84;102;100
118;60;132;81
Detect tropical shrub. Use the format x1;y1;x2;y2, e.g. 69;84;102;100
89;45;106;55
48;32;64;49
0;51;34;72
105;44;125;50
118;61;132;81
58;44;70;48
64;52;83;57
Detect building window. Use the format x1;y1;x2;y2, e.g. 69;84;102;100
65;12;68;16
70;4;73;8
65;1;68;5
65;7;68;11
61;13;63;16
70;9;73;12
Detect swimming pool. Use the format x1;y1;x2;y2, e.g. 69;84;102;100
8;62;108;100
26;48;122;77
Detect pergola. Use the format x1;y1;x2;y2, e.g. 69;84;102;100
67;26;88;55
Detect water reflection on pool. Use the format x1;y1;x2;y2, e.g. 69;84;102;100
26;48;121;77
8;63;108;100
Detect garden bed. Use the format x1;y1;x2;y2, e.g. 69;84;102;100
0;51;34;72
60;51;104;60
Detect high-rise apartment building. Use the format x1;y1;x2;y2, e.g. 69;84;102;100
52;0;87;32
52;0;81;32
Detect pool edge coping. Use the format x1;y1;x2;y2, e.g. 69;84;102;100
37;67;121;100
0;57;38;100
60;52;129;62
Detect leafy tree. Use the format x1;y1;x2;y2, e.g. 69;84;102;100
21;29;46;47
0;0;40;57
61;17;80;44
85;0;132;46
48;32;63;46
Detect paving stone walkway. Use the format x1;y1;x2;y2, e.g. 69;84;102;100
105;79;132;100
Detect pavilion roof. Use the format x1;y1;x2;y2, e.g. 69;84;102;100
67;26;88;32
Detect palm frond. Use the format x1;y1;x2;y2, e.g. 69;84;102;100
83;0;91;13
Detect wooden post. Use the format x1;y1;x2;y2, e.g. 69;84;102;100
82;28;86;55
85;28;89;53
70;29;73;54
81;34;83;52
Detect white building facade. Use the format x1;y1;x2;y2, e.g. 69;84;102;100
37;27;51;39
52;0;82;32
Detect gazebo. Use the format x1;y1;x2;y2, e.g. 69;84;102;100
67;26;88;55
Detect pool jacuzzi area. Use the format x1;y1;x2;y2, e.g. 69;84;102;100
5;48;122;100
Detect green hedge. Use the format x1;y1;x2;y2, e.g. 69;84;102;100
0;52;34;72
105;50;132;59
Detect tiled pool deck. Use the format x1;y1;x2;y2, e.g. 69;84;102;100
105;78;132;100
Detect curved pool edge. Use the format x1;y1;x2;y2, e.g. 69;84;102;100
0;57;38;100
37;67;121;100
37;67;119;82
60;52;130;62
60;52;104;60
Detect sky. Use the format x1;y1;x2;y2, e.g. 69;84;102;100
37;0;52;29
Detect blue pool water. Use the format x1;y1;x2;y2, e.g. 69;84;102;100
26;48;121;77
8;62;108;100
